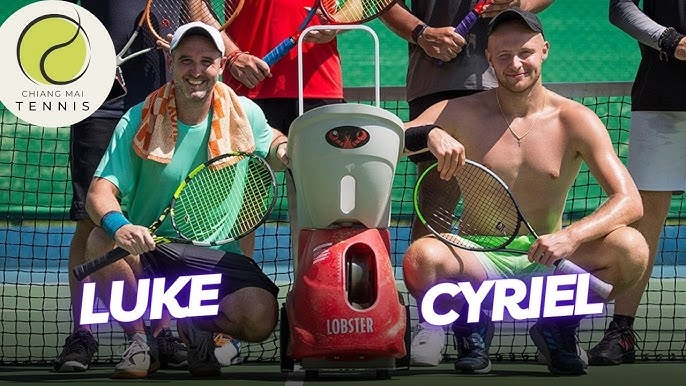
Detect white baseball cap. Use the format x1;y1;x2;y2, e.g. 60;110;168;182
169;22;225;55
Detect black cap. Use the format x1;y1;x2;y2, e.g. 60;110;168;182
487;7;544;38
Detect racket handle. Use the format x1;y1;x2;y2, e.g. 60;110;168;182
554;258;613;300
72;247;130;282
435;11;479;66
263;38;296;67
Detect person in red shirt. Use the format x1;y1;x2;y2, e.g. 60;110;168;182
223;0;345;134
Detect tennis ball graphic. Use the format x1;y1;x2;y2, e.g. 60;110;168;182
17;14;90;85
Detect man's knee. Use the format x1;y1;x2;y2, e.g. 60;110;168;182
402;237;454;291
235;292;278;342
609;226;650;290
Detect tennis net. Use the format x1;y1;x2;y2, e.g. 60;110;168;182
1;82;684;364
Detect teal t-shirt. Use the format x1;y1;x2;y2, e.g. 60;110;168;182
94;96;273;254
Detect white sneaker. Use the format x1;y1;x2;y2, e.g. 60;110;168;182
113;340;152;379
214;333;242;367
410;322;446;366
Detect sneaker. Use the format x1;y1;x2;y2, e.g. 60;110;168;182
177;319;221;377
530;320;587;375
113;339;154;379
588;321;639;365
537;345;588;365
409;322;446;366
156;328;188;369
452;318;494;374
52;329;98;372
214;333;242;366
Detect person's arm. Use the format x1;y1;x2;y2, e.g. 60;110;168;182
223;33;272;89
403;100;465;180
86;178;156;256
609;0;664;50
379;2;466;62
609;0;685;60
267;128;288;171
532;104;643;264
85;107;155;256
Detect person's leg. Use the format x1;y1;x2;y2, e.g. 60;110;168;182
588;191;672;365
54;118;118;372
155;245;278;376
403;236;492;367
85;228;156;379
532;225;649;375
404;90;487;366
589;111;686;365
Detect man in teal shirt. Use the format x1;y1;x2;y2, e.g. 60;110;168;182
85;22;288;378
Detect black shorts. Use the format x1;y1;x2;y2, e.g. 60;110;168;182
254;98;346;136
140;243;279;305
69;117;119;221
408;90;483;164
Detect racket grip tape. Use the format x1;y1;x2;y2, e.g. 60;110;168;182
555;258;613;299
72;247;130;281
435;11;479;66
454;11;479;36
263;39;296;66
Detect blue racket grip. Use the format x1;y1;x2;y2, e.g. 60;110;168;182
435;11;479;66
263;38;296;67
455;11;479;36
555;258;614;299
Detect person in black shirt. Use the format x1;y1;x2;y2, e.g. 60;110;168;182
588;0;686;366
53;0;185;374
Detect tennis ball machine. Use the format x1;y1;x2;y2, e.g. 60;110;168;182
279;25;410;380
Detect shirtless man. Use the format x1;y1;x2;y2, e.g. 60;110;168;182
401;8;649;375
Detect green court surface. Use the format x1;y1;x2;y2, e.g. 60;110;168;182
1;362;684;386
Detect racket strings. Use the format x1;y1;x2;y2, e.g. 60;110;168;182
324;0;395;24
147;0;241;40
421;163;521;250
173;156;275;243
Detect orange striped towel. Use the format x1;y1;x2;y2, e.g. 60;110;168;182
132;81;255;164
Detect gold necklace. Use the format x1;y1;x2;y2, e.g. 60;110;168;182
496;90;547;146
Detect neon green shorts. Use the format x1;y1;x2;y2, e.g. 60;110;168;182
465;235;555;279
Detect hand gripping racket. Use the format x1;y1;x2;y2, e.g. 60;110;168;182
436;0;492;66
73;152;276;281
262;0;396;66
108;0;244;102
414;160;613;299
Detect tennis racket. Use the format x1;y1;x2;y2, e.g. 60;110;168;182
73;152;276;281
414;160;613;299
262;0;396;66
108;0;244;102
436;0;492;66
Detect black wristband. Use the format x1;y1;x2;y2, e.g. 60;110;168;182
411;24;427;44
405;124;439;151
658;27;685;60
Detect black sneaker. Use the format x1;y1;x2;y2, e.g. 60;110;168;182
530;320;587;375
588;321;638;365
451;316;494;374
52;329;98;372
156;328;188;369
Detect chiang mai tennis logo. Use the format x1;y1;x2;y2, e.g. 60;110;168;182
0;1;116;128
17;13;91;86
